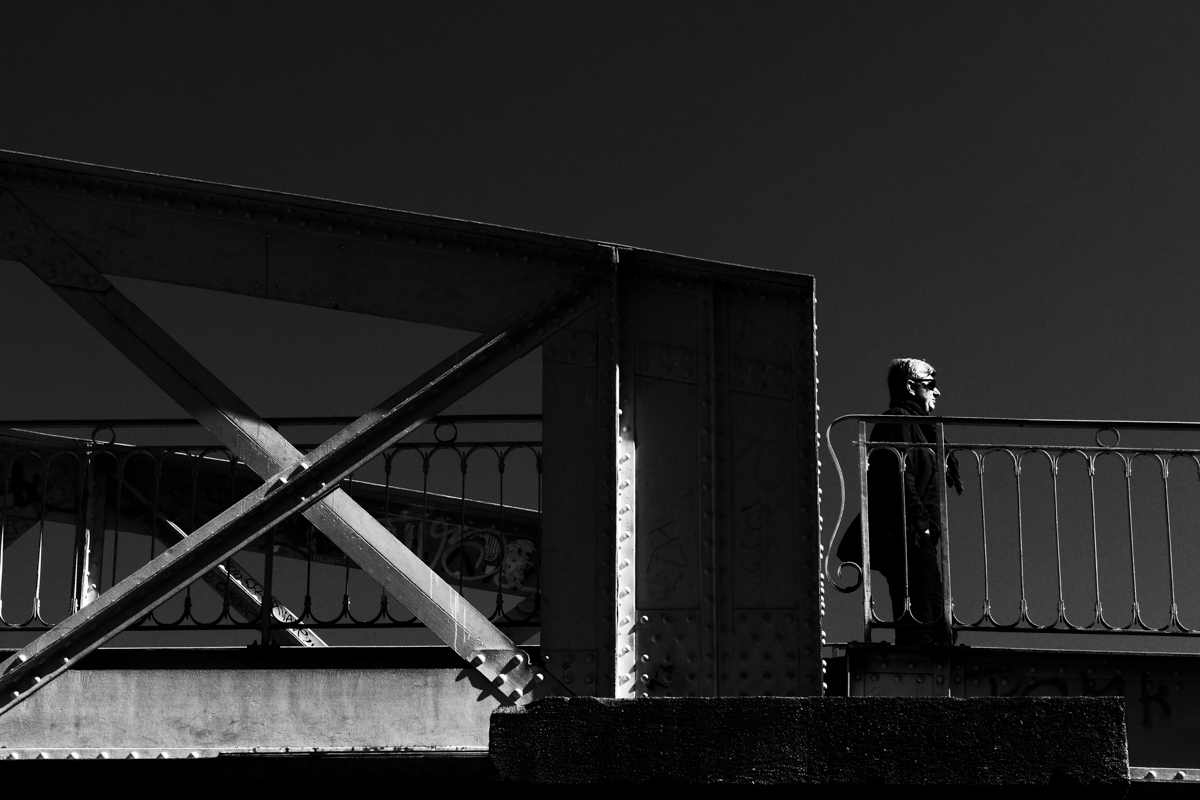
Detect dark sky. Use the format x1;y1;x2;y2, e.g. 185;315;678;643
7;2;1200;417
3;2;1200;646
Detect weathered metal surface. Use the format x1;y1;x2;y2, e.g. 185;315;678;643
542;256;818;700
844;643;1200;769
696;277;720;695
539;270;621;698
632;610;702;695
632;342;699;384
622;263;818;698
540;311;603;689
538;650;599;697
595;280;619;697
1130;767;1200;783
542;328;598;369
614;262;639;698
0;150;603;332
726;609;804;697
634;377;699;607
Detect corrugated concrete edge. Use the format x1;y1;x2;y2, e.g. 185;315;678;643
490;696;1128;786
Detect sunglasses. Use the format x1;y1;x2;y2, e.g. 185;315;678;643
912;378;937;390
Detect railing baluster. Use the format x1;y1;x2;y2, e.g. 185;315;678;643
260;524;275;644
0;455;9;625
935;423;952;643
857;421;872;641
32;454;47;625
978;455;992;624
148;455;163;625
1088;453;1104;628
1014;450;1028;625
1124;453;1140;629
897;447;911;630
381;452;394;621
340;474;353;622
1160;455;1179;631
1049;453;1065;626
533;447;543;621
494;450;507;621
458;450;469;598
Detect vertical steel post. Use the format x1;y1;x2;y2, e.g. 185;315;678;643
597;275;620;696
613;252;638;698
897;450;910;624
712;279;735;692
72;455;108;612
697;276;719;696
858;420;872;642
935;421;952;644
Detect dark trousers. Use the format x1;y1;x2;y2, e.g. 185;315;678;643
884;530;949;646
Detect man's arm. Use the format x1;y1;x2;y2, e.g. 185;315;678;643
899;424;937;538
871;418;936;538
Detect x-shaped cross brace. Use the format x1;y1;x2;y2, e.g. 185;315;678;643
0;189;597;712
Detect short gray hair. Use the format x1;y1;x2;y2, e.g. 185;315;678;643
887;358;935;401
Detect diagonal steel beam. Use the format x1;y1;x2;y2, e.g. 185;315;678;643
116;474;325;647
0;272;595;712
0;189;598;707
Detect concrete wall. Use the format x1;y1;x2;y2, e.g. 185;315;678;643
0;648;505;758
491;696;1129;787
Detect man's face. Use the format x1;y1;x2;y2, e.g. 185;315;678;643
909;367;940;413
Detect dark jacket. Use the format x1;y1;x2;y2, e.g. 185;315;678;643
837;400;959;578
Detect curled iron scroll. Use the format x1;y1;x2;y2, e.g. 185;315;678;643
1095;427;1120;448
90;425;115;447
822;418;863;593
434;421;458;443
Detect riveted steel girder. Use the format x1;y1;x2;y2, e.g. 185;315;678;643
0;189;599;712
0;150;604;333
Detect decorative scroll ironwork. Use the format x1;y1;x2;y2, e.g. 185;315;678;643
0;417;541;643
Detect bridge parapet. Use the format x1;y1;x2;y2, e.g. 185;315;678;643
838;642;1200;774
0;417;542;647
826;414;1200;644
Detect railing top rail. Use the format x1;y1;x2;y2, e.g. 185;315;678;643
830;413;1200;432
0;414;541;430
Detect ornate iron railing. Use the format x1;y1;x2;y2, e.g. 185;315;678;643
824;415;1200;642
0;416;541;646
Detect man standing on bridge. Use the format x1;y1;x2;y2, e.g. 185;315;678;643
843;358;962;646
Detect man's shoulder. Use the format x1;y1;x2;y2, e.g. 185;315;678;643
869;406;919;443
882;405;916;417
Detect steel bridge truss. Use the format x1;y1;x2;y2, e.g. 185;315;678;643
0;186;596;711
0;151;821;724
